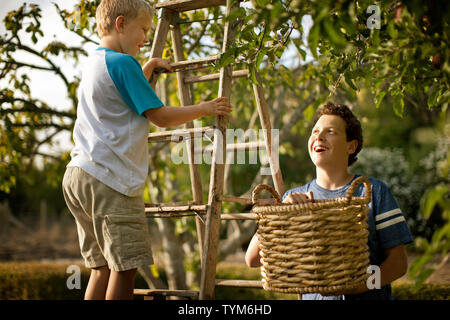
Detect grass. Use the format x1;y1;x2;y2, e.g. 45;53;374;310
0;261;449;300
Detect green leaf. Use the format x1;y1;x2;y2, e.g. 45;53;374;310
322;19;347;49
255;47;269;69
344;71;357;91
249;63;259;85
292;38;307;60
303;104;315;120
217;48;235;69
375;90;386;108
393;93;404;118
307;24;320;59
387;20;398;39
420;184;450;219
431;223;450;245
427;84;441;108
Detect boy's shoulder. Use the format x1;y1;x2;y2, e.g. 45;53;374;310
98;48;140;68
362;175;391;194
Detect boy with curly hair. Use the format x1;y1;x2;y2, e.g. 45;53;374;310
246;102;413;300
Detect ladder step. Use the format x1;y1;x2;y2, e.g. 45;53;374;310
221;195;252;205
215;279;263;288
197;141;266;153
146;211;256;220
170;55;219;71
184;70;249;84
221;213;257;220
148;126;214;142
156;0;226;12
144;204;208;213
134;289;199;300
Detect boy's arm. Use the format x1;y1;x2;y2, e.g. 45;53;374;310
143;97;232;128
245;234;262;268
142;58;172;90
379;244;408;286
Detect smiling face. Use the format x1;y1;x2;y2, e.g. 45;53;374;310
117;11;152;56
308;115;358;170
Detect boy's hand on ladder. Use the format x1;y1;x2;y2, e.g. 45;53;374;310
200;97;232;117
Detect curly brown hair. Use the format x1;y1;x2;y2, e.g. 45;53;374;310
312;102;363;166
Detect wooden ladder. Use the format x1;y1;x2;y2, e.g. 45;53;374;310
134;0;284;300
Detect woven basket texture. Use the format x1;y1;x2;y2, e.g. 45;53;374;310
251;176;371;295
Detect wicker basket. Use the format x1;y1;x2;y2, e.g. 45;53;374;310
251;176;371;295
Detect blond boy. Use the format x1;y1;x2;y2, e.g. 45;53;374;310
63;0;232;300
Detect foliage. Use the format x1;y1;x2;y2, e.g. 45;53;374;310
0;3;82;194
408;134;449;289
1;262;448;300
392;283;450;300
232;0;449;115
0;262;148;299
350;147;424;233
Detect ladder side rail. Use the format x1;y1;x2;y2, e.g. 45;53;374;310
149;8;178;87
171;18;206;264
199;0;240;300
252;70;285;196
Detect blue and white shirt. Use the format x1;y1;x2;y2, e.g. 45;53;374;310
282;174;413;300
68;48;164;196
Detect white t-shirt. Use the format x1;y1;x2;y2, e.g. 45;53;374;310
68;47;164;197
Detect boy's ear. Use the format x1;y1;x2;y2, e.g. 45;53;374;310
347;140;358;154
115;16;125;33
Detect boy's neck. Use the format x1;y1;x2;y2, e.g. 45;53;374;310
99;36;123;54
315;167;354;190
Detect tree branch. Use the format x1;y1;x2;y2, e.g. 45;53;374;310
2;60;55;72
9;123;72;131
186;21;210;56
0;102;75;119
11;42;71;89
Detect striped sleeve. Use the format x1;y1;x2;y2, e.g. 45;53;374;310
373;181;413;249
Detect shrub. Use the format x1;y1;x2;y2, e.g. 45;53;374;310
0;262;149;300
350;147;424;236
0;262;448;300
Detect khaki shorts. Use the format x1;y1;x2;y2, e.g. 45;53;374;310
62;166;153;271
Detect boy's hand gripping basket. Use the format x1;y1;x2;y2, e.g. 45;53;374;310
251;176;371;295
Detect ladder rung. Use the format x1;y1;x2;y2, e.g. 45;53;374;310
221;195;252;205
215;279;263;288
197;141;266;154
184;70;249;84
170;55;219;71
145;212;256;220
156;0;226;12
148;126;214;142
134;289;199;299
144;204;208;213
221;213;257;220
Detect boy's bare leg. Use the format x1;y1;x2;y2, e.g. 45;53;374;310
106;268;137;300
85;265;110;300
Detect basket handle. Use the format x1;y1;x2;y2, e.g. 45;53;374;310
252;184;282;204
345;176;372;203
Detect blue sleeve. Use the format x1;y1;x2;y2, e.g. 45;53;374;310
372;180;413;249
106;53;164;116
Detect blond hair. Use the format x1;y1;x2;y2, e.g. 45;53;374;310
96;0;153;38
